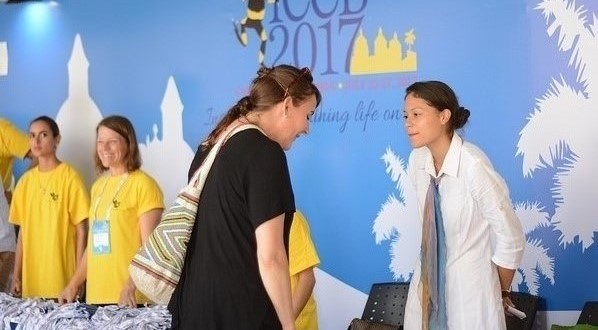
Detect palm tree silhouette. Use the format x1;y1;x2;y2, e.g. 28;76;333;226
512;202;554;294
373;148;420;281
404;29;416;52
517;0;598;250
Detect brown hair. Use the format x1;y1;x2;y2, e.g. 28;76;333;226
94;115;142;174
30;115;60;137
202;64;321;150
405;80;470;133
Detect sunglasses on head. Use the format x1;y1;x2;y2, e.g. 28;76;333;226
273;67;311;99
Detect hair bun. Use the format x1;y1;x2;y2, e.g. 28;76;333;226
453;106;470;129
460;107;470;121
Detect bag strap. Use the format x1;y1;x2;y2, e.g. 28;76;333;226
189;123;262;189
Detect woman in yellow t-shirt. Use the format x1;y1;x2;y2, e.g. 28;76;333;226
59;115;164;307
9;116;89;299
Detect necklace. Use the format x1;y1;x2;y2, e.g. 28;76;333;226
37;168;56;196
93;173;129;221
39;178;51;195
36;161;61;197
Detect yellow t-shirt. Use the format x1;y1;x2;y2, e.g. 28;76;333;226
9;162;90;298
290;211;321;330
86;170;164;304
0;118;30;191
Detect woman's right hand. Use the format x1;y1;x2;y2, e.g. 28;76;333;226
57;284;78;304
10;276;21;297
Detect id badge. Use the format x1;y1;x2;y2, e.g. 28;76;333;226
92;220;111;255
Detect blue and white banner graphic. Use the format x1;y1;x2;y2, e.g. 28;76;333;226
1;0;597;328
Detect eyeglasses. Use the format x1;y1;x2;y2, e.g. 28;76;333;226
275;67;311;99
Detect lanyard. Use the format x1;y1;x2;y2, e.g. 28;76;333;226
92;173;129;221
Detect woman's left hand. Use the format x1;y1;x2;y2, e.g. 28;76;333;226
118;281;137;308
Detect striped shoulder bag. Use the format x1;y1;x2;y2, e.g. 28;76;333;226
129;124;260;305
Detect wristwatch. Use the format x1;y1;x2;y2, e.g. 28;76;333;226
501;289;511;298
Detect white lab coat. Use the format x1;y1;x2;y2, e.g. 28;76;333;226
404;134;525;330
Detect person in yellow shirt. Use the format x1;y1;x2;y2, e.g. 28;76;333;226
290;210;321;330
59;115;164;307
9;116;89;299
0;117;33;200
0;118;33;293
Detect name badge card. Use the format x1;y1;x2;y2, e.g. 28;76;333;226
92;220;111;255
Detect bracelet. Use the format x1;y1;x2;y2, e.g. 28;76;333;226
501;290;511;298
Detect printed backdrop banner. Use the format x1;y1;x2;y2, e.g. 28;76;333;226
1;0;597;328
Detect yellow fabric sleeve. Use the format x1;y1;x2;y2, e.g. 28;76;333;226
0;118;30;190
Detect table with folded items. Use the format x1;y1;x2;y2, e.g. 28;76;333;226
0;292;171;330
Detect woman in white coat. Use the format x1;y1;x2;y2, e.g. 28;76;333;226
402;81;525;330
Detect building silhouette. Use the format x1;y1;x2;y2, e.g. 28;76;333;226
350;27;417;75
